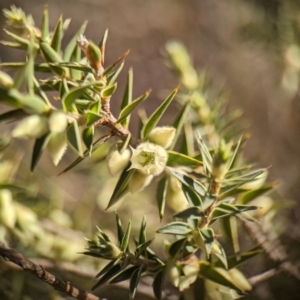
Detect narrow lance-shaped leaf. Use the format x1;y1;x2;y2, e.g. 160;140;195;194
103;50;130;76
95;258;120;279
169;100;191;150
106;164;134;209
169;238;186;258
119;68;133;127
180;122;194;156
82;126;94;154
107;62;124;85
64;21;88;61
129;266;143;300
157;221;192;236
116;213;124;247
31;133;51;171
196;132;212;175
181;184;202;207
66;121;83;157
120;220;131;252
110;266;139;284
135;239;153;258
198;228;214;257
167;151;202;168
240;183;275;204
173;207;204;220
227;136;242;171
152;269;165;300
41;6;49;40
117;89;151;125
224;216;240;260
100;83;117;98
142;87;178;138
138;215;147;246
92;263;122;290
3;29;30;48
50;16;63;52
98;29;108;65
156;177;168;220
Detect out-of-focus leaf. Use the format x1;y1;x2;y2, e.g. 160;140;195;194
92;263;122;290
0;109;27;124
3;29;30;48
138;215;147;246
196;133;212;176
199;261;245;292
64;21;88;61
227;136;242;171
157;221;192;236
102;50;130;76
169;238;186;258
223;216;240;259
152;269;165;300
142;87;178;138
31;133;51;171
156;177;168;220
41;6;49;40
117;90;151;125
169;100;191;150
167;151;202;168
120;220;131;252
227;246;263;269
173;207;204;220
129;266;143;300
58;134;111;175
66;121;83;157
107;62;124;85
166;167;206;197
240;183;275;204
181;122;194;156
82;126;94;154
85;111;102;127
50;16;63;52
119;68;133;127
115;213;124;246
110;266;139;284
51;62;93;72
47;132;68;166
212;241;228;269
106;165;134;209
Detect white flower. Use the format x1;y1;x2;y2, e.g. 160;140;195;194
130;142;168;176
148;126;176;149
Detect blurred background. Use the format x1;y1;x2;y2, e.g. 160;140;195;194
1;0;300;299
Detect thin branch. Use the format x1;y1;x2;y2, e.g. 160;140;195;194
0;243;100;300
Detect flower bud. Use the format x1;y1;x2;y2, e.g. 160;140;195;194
167;177;189;212
148;126;176;149
49;111;68;133
166;260;180;287
86;41;102;71
129;170;153;194
0;71;14;89
107;147;131;176
130;142;168;176
0;189;16;228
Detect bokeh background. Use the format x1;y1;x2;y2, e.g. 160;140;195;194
1;0;300;299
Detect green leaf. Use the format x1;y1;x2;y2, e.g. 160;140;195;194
181;185;202;207
82;127;94;154
50;16;63;53
107;62;124;85
142;87;178;138
152;269;165;300
227;136;242;171
106;165;134;209
41;6;49;40
167;151;202;168
180;122;194;156
52;62;93;73
92;263;122;290
110;266;139;284
135;239;153;258
169;100;191;150
240;183;275;204
64;21;88;61
95;258;120;278
196;133;212;176
198;228;214;256
120;220;131;252
138;215;147;246
0;109;28;124
166;167;206;197
199;261;245;292
115;213;124;246
58;134;111;175
85;111;102;127
173;207;204;220
157;221;192;236
117;90;151;125
31;133;51;171
47;132;68;166
169;238;187;258
223;216;240;259
66;121;83;157
156;177;168;220
100;83;117;98
99;29;109;64
227;246;263;269
3;29;30;48
129;266;143;300
119;68;133;127
102;50;130;76
212;241;228;269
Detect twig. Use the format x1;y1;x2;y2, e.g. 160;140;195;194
0;243;100;300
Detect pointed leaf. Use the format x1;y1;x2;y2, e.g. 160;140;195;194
102;50;130;76
173;207;204;220
227;246;263;269
100;83;117;98
41;6;49;40
50;16;63;52
92;263;122;290
152;269;165;300
156;177;168;220
198;228;214;256
3;29;30;48
135;239;153;258
142;88;178;138
169;238;187;258
110;266;139;284
66;121;83;156
95;258;120;278
106;165;134;209
99;29;108;64
227;136;242;171
167;151;202;168
129;266;143;300
196;133;212;175
119;68;133;127
82;126;94;154
31;133;51;171
117;90;151;125
120;220;132;252
240;183;275;204
157;221;192;236
107;62;124;85
0;109;27;124
138;215;147;246
181;185;202;207
116;213;124;246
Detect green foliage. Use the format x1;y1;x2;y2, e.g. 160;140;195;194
0;5;283;300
